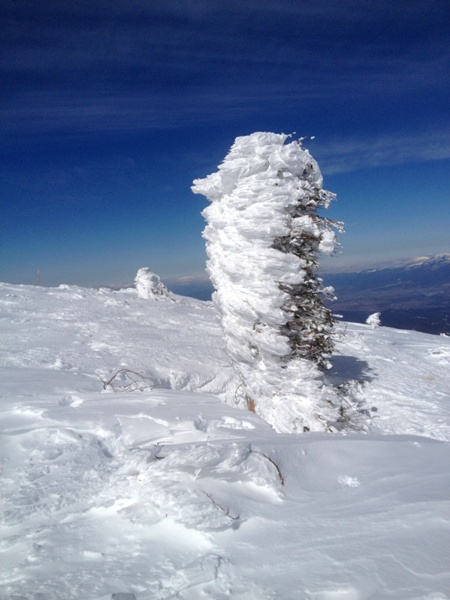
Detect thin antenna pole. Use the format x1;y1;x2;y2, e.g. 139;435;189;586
36;267;40;286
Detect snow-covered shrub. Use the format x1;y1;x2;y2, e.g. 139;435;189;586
135;268;169;300
366;312;381;329
192;132;343;432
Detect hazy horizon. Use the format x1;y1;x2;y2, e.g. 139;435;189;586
4;251;448;293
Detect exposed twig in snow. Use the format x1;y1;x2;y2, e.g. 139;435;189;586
204;493;240;521
98;368;153;392
332;323;348;342
151;443;165;461
251;449;285;486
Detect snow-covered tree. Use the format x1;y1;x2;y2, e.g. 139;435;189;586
192;132;343;432
366;312;381;329
135;268;169;300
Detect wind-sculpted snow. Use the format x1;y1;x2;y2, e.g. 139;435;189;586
1;283;450;599
0;282;234;397
330;322;450;441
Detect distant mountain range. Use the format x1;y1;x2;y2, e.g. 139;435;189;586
324;254;450;335
170;254;450;335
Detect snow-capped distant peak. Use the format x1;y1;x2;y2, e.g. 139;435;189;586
402;253;450;268
361;253;450;273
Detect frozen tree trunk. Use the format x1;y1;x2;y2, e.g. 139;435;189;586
192;132;343;432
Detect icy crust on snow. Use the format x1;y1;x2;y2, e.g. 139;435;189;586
192;132;338;432
1;387;450;599
0;282;234;398
330;321;450;442
1;283;450;599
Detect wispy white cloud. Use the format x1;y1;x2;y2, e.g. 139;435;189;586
1;88;262;135
2;0;448;167
314;130;450;175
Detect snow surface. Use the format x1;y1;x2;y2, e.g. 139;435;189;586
1;282;450;599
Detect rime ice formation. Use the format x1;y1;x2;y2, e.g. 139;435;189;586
135;267;169;299
366;312;381;329
192;132;342;432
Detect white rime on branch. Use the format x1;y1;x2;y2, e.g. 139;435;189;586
366;312;381;329
135;268;169;300
192;132;343;432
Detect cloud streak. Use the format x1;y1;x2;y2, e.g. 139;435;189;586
315;130;450;175
2;0;448;137
2;1;449;174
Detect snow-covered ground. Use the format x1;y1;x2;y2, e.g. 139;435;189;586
1;282;449;600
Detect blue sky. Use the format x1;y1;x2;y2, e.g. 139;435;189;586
1;0;449;289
